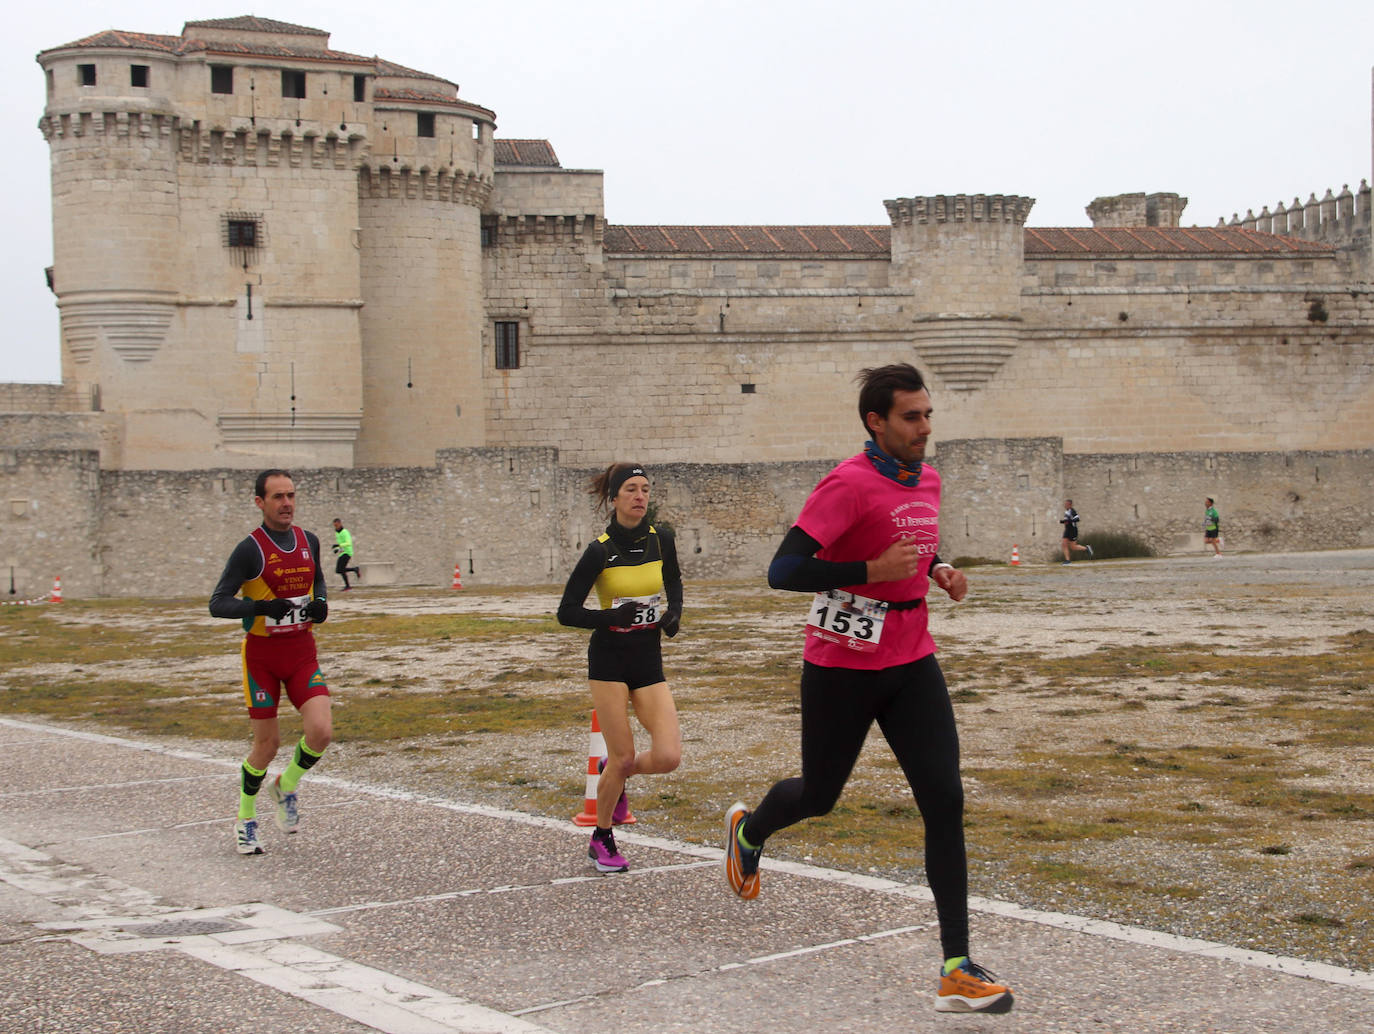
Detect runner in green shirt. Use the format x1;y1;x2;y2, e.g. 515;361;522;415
331;518;362;589
1204;498;1222;558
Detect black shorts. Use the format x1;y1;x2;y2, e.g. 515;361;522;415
588;629;665;690
1062;528;1078;541
1204;530;1219;541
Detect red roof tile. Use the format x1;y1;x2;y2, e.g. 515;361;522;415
1023;226;1331;256
494;139;561;167
603;226;892;255
182;16;328;36
603;224;1334;257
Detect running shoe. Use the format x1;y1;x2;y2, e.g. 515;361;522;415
267;776;299;833
1085;544;1094;559
588;830;629;873
598;757;631;825
235;818;264;855
935;958;1014;1013
724;802;761;899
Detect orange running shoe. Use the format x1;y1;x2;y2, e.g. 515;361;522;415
723;802;761;899
935;958;1014;1013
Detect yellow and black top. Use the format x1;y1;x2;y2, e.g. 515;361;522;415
557;519;683;642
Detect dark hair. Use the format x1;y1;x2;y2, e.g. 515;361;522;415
856;364;927;434
254;469;292;499
589;462;647;511
1205;497;1214;506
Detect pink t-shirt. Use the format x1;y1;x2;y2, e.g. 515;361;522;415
794;453;941;670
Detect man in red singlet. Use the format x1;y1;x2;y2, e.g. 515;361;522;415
210;469;332;855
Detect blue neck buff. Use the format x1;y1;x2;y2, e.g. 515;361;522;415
863;439;922;487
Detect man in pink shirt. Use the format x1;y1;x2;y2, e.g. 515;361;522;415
724;363;1014;1015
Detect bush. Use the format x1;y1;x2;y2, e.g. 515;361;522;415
1048;530;1155;563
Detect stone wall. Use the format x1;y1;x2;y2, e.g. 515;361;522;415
5;442;1372;600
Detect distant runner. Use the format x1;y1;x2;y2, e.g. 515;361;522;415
1204;498;1223;557
332;517;362;590
1059;499;1093;565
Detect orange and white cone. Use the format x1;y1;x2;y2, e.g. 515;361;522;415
1010;544;1020;567
572;709;635;826
451;563;463;590
50;576;63;603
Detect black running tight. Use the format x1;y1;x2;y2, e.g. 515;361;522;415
743;653;968;959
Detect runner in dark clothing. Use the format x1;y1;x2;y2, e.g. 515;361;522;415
558;462;683;873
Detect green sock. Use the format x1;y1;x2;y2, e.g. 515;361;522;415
943;955;969;976
278;738;325;794
238;761;267;820
737;825;759;851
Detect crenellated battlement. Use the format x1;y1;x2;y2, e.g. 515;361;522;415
1221;180;1371;245
885;194;1036;226
482;212;603;248
40;107;373;169
357;164;492;206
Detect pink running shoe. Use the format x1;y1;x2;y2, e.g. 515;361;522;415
588;830;629;873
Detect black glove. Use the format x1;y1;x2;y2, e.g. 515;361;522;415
304;598;328;624
331;545;340;554
253;598;295;621
608;601;640;627
659;605;681;638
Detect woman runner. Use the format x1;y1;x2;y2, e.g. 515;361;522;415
557;463;684;872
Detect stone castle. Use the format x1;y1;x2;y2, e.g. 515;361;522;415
2;15;1371;597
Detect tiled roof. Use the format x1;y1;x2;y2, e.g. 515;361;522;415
602;224;1336;257
40;28;372;63
182;16;328;36
40;30;185;54
494;139;561;167
604;225;891;254
1024;226;1332;256
374;58;455;86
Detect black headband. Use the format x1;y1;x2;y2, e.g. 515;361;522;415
609;465;647;498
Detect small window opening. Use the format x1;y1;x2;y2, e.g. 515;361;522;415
281;70;306;99
78;64;96;87
741;383;756;394
46;69;54;96
480;224;494;248
353;75;366;102
472;121;481;140
495;322;520;370
130;65;149;88
417;112;435;138
227;220;258;248
211;65;234;94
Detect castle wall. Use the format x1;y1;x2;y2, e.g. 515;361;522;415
5;443;1372;600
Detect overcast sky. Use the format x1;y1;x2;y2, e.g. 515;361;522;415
4;0;1371;383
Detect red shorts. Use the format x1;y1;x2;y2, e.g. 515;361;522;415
241;632;330;719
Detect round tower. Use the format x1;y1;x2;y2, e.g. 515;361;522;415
884;194;1035;391
37;19;375;469
38;41;182;410
353;62;495;467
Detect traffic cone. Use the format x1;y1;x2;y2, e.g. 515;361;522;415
1010;545;1020;567
451;563;463;590
572;709;635;826
50;576;63;603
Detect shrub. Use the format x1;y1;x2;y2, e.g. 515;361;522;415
1048;530;1155;562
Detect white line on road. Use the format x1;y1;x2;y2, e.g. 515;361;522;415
4;716;1374;995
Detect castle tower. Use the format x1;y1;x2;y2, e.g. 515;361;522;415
884;194;1035;391
353;62;495;466
37;17;491;469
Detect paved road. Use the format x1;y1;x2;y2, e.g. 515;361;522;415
1;715;1372;1033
